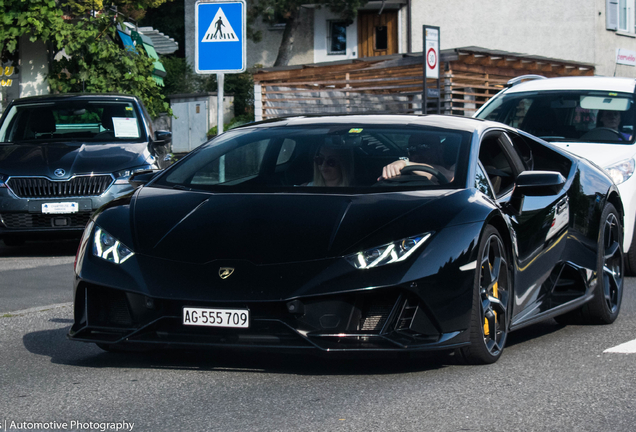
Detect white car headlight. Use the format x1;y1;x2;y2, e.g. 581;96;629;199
92;226;134;264
605;158;635;185
345;233;432;269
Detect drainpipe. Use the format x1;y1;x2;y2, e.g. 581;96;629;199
407;0;412;53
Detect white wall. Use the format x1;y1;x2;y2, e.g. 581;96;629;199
411;0;596;63
408;0;636;78
595;0;636;76
19;35;49;97
313;8;358;63
247;7;314;68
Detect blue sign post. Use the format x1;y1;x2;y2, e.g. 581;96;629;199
195;0;246;134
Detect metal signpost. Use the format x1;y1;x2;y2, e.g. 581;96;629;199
422;25;441;114
195;0;246;134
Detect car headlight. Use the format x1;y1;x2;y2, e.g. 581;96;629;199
605;158;635;185
114;165;156;184
92;225;134;264
0;173;7;188
345;233;432;269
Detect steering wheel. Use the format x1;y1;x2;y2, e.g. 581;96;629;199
580;127;625;141
378;164;449;185
401;164;449;184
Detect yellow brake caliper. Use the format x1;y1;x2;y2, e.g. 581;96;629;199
483;264;499;336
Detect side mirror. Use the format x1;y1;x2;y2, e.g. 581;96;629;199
514;171;565;197
154;130;172;145
509;171;566;214
129;170;160;188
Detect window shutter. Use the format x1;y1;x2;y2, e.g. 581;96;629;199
607;0;619;30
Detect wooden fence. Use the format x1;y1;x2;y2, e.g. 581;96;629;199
253;47;595;120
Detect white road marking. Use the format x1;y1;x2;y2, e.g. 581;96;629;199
604;339;636;354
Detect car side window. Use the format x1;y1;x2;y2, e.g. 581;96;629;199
276;139;296;165
177;139;269;185
507;132;534;170
479;131;523;198
475;163;494;197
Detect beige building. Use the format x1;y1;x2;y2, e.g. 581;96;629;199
185;0;636;77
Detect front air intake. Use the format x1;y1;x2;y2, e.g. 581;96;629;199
86;286;134;327
359;293;401;332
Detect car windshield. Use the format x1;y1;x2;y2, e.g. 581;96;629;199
477;90;636;144
153;124;471;193
0;100;146;143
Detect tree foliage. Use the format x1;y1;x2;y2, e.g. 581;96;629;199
247;0;366;66
0;0;173;117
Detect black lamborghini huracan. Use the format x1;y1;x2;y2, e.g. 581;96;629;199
69;115;624;364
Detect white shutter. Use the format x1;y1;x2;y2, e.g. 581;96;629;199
607;0;619;30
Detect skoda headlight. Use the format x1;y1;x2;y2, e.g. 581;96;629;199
605;158;635;185
114;165;156;184
345;233;432;269
92;226;134;264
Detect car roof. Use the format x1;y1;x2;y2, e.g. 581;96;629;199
503;76;636;94
239;114;504;135
9;93;140;105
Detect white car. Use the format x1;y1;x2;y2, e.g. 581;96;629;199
475;76;636;273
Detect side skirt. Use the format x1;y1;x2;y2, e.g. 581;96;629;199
509;292;594;332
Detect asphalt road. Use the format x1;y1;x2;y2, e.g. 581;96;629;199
0;240;77;314
1;241;635;432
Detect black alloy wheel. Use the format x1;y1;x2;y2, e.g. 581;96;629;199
600;209;623;317
460;225;511;364
556;203;623;325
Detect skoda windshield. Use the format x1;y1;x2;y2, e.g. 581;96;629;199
478;90;636;144
153;125;471;193
0;100;146;143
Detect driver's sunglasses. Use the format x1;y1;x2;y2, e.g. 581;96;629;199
314;155;340;167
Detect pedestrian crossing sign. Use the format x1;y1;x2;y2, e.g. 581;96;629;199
195;0;246;73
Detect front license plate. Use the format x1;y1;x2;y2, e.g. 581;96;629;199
183;307;249;328
42;202;78;214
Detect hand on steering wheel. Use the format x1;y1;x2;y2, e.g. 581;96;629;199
378;163;449;184
399;164;450;184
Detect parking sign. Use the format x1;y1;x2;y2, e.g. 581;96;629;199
195;0;246;74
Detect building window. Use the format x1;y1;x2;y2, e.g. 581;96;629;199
620;0;630;30
328;21;347;55
607;0;636;32
375;26;388;50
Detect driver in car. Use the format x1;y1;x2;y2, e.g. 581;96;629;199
378;134;455;184
597;110;632;141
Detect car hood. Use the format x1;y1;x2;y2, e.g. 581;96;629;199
0;142;150;177
131;187;464;265
550;141;636;169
